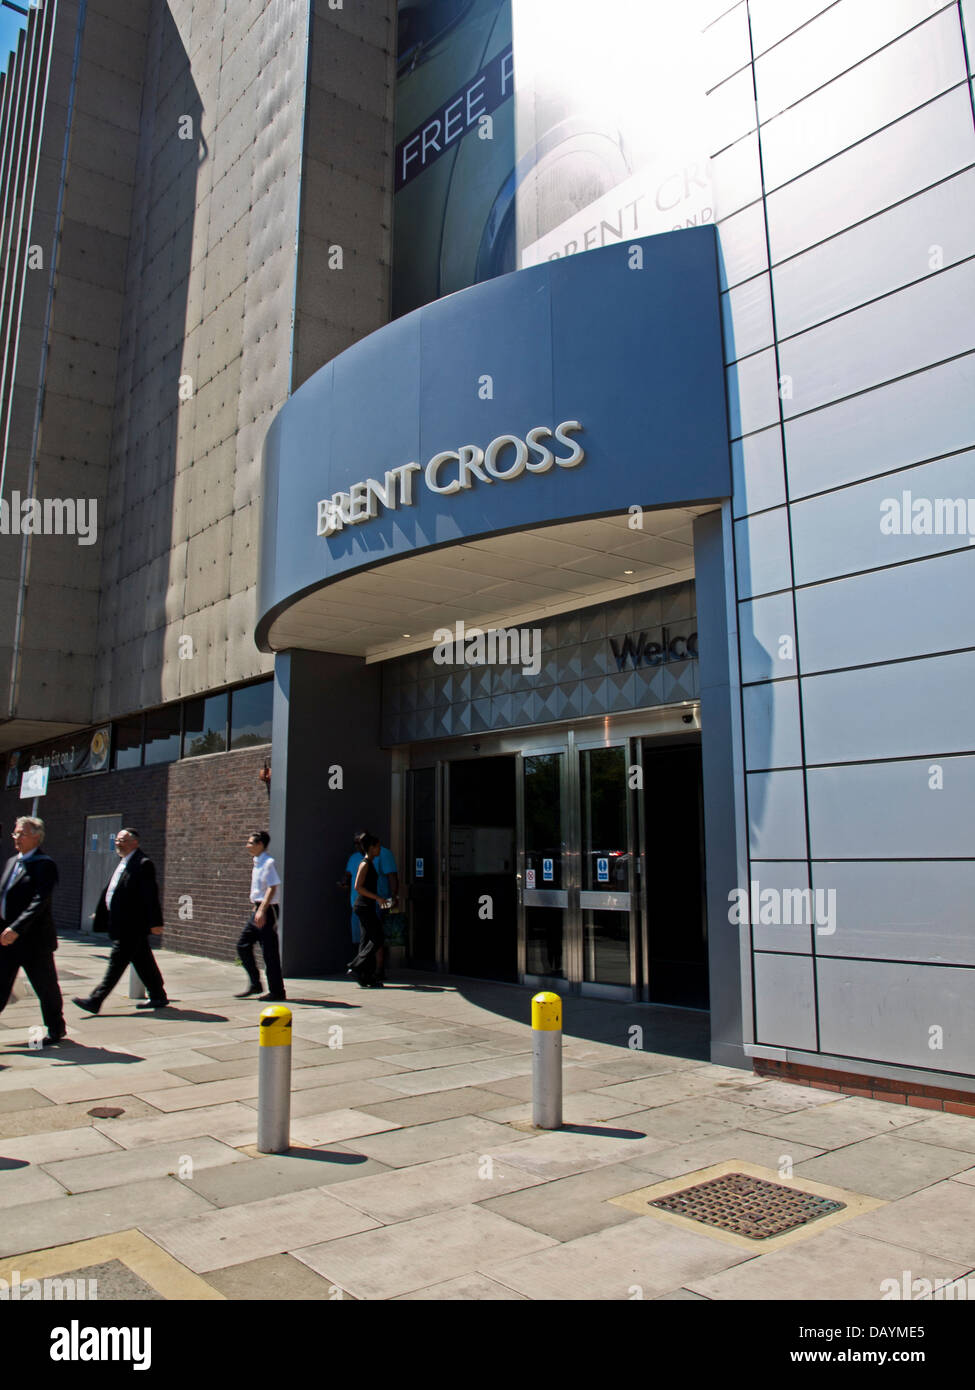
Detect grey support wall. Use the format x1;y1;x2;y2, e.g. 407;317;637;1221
270;649;390;975
709;0;975;1089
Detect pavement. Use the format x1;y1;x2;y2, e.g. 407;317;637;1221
1;933;974;1301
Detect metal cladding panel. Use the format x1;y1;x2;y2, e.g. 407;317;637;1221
257;226;729;645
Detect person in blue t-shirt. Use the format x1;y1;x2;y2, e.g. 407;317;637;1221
342;834;398;946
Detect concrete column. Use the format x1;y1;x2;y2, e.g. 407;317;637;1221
694;503;750;1070
270;649;390;974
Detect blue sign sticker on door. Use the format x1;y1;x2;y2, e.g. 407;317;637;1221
415;858;424;878
542;858;554;882
597;857;609;883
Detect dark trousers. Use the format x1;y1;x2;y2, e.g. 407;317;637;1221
348;904;384;983
91;932;167;1004
0;945;65;1037
237;905;283;995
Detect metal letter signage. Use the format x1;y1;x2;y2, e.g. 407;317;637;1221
317;421;585;538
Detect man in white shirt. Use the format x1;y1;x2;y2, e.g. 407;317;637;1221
236;831;285;1001
0;817;66;1044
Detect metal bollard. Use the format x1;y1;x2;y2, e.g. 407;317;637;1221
128;965;146;999
531;990;562;1129
257;1005;292;1153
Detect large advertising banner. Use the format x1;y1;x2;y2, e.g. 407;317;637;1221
392;0;711;314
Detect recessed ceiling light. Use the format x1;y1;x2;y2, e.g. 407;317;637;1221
402;632;411;637
623;569;634;575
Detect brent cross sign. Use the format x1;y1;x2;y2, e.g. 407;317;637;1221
256;227;730;650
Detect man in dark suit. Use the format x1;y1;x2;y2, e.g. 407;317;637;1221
0;816;66;1045
73;827;168;1014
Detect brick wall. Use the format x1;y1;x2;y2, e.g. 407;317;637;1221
0;746;270;962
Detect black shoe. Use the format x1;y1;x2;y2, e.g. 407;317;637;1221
73;996;100;1015
136;998;168;1009
368;981;384;988
235;984;263;998
42;1034;66;1047
259;993;286;1002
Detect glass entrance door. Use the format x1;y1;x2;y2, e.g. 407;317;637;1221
519;750;568;980
518;734;637;996
578;743;634;988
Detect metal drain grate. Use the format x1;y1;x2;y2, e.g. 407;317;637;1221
650;1171;845;1240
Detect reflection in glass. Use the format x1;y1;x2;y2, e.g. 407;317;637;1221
182;693;228;757
230;681;273;749
583;909;630;985
524;753;562;888
580;746;629;891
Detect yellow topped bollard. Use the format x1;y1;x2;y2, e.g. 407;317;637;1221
531;991;562;1129
258;1005;292;1152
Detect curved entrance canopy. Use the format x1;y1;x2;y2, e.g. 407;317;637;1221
257;225;729;656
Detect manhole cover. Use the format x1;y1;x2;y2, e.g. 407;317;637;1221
649;1171;845;1240
87;1106;125;1119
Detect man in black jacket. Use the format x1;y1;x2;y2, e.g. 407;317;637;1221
74;828;168;1014
0;816;66;1045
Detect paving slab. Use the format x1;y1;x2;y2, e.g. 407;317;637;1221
394;1273;527;1299
949;1167;975;1186
345;1114;527;1168
840;1179;975;1264
731;1096;927;1149
366;1057;538;1097
0;1087;53;1112
483;1213;751;1300
287;1059;411;1091
354;1087;519;1127
794;1133;975;1200
219;1108;400;1149
94;1102;265;1150
685;1226;973;1301
473;1066;625;1102
195;1039;331;1062
375;1044;529;1070
201;1252;346;1300
0;1165;69;1207
0;1125;123;1165
33;1072;190;1105
895;1111;975;1155
712;1079;847;1112
487;1119;676;1181
145;1188;381;1272
0;1094;161;1139
591;1069;746;1110
479;1161;652;1241
43;1135;249;1194
322;1148;548;1224
479;1091;649;1125
294;1204;559;1300
183;1147;392;1206
134;1076;261;1111
0;1177;214;1257
601;1097;781;1149
246;1081;398;1119
615;1126;825;1180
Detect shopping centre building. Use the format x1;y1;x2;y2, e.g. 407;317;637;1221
1;0;974;1097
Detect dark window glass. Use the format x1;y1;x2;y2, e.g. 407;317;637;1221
144;705;181;765
182;693;228;757
112;716;144;770
230;681;273;749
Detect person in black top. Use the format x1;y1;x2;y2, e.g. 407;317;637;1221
346;832;389;988
0;817;66;1045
